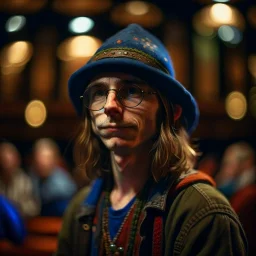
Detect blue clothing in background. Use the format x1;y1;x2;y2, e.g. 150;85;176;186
30;167;77;216
0;195;26;244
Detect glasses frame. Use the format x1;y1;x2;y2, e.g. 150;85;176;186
80;84;157;111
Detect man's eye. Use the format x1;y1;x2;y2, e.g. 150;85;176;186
90;89;105;100
128;87;137;95
127;86;140;96
94;90;105;96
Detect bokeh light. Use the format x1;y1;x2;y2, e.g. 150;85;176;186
5;15;26;32
0;41;33;75
218;25;242;44
225;91;247;120
68;17;94;34
25;100;47;127
57;35;102;61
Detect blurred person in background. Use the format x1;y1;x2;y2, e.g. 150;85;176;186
216;141;256;256
29;138;77;216
0;142;39;218
215;141;256;199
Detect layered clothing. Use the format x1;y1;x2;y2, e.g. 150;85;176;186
55;170;247;256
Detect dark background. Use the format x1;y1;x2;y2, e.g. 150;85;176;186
0;0;255;169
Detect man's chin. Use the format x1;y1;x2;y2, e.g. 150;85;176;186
104;141;134;155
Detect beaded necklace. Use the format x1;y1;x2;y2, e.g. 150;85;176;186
102;178;153;256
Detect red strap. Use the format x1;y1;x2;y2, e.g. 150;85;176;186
152;171;215;255
175;171;216;191
152;216;163;256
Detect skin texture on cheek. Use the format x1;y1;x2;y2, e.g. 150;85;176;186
91;104;160;155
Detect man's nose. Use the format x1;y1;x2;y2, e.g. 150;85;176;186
105;90;119;105
104;90;122;115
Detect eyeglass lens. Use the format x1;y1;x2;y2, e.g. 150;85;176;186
83;85;143;110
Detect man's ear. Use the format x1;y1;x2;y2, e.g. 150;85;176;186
174;105;182;121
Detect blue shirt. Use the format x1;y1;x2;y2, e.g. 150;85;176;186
108;197;136;240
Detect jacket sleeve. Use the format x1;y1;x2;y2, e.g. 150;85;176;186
172;213;248;256
54;186;90;256
164;183;248;256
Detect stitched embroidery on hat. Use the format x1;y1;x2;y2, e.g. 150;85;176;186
91;48;169;74
132;36;158;51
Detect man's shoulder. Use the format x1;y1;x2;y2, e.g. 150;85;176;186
170;171;233;214
170;179;235;221
184;182;230;206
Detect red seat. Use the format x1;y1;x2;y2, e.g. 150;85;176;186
26;216;62;235
0;216;62;256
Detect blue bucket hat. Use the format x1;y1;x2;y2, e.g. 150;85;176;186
68;23;199;134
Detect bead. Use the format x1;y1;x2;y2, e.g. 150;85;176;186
82;224;90;231
101;180;153;256
110;243;117;252
117;247;124;253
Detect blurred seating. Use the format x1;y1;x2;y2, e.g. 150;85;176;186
0;216;62;256
26;216;62;235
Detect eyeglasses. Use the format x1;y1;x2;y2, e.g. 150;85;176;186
80;84;157;111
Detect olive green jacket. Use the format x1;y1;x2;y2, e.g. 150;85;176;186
55;171;247;255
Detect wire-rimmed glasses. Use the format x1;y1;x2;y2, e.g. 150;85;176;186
80;84;157;111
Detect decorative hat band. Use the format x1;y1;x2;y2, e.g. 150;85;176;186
90;48;170;75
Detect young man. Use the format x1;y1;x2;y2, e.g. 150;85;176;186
56;24;247;255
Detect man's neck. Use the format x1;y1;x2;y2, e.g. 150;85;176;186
109;151;151;209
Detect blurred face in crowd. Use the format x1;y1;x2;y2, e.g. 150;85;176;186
33;147;57;178
220;149;240;179
220;144;255;178
0;143;21;178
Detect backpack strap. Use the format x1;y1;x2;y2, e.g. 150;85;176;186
152;215;163;256
175;171;216;191
152;171;215;256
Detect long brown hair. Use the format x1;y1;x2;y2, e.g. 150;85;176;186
73;91;198;182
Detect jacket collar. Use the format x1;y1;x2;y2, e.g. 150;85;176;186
76;174;177;221
76;178;104;221
75;170;215;220
144;175;176;211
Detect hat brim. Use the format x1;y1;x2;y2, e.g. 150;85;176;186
68;57;199;134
